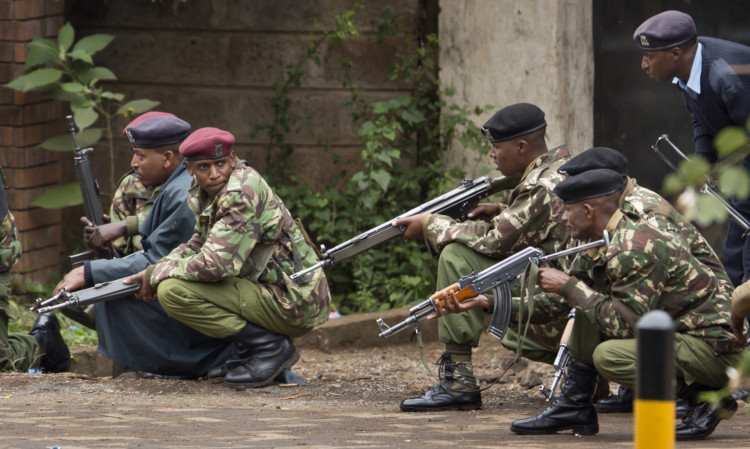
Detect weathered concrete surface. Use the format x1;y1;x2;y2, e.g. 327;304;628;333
439;0;594;174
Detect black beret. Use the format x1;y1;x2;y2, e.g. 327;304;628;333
633;10;696;51
553;168;625;204
125;115;191;148
558;147;629;176
481;103;547;143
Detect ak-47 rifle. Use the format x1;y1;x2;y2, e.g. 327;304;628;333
29;278;141;314
376;231;611;341
67;115;111;267
652;134;750;235
539;308;576;402
290;174;521;281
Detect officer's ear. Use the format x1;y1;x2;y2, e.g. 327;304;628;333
184;160;194;176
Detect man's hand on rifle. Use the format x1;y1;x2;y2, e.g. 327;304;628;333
428;291;489;318
466;202;501;221
82;216;127;251
536;267;571;295
55;266;86;294
392;214;428;240
124;269;157;302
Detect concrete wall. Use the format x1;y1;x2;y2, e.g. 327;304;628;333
68;0;423;192
439;0;594;175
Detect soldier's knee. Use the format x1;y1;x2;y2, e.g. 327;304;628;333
156;278;184;313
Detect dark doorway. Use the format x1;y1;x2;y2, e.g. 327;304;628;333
593;0;750;192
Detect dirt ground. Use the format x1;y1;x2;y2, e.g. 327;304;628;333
1;334;749;449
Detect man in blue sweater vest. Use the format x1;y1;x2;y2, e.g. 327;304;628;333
633;10;750;290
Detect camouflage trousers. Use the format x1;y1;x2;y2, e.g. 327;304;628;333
0;271;40;372
570;316;744;389
436;243;562;365
157;277;312;340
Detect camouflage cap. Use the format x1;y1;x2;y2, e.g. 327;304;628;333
558;147;629;176
125;115;191;148
553;168;625;204
633;10;696;51
122;111;176;136
179;127;235;161
481;103;546;143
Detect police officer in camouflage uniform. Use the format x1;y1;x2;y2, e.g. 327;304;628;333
57;115;234;378
558;146;732;415
128;127;330;388
509;169;744;440
393;103;570;411
0;170;69;373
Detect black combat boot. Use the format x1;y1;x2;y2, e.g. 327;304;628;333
223;322;299;388
28;313;70;373
510;360;599;435
675;383;738;440
596;385;634;413
206;341;252;379
399;349;481;412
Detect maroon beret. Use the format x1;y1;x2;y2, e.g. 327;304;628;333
122;111;176;136
633;10;696;51
179;127;235;160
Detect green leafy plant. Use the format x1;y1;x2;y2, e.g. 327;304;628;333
661;121;750;227
4;22;159;207
256;6;491;314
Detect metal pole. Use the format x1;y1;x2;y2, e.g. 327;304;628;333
635;310;675;449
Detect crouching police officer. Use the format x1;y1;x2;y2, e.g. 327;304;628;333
127;127;330;387
510;169;743;440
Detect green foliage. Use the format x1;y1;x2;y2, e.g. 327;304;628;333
4;22;158;205
256;6;489;314
8;276;98;348
661;122;750;226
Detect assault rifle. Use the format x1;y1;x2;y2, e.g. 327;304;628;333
290;174;520;281
29;278;141;314
67;115;110;267
376;231;611;340
651;134;750;235
539;308;576;402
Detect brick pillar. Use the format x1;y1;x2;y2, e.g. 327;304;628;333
0;0;65;295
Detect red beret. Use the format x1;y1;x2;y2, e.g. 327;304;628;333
179;127;235;160
123;111;176;136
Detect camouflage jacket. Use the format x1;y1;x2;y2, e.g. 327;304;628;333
559;210;741;354
149;164;330;328
424;146;571;264
0;212;21;272
109;170;152;256
619;177;729;280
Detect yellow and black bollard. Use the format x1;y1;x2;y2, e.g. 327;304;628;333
635;310;675;449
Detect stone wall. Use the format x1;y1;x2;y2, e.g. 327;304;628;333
0;0;65;292
67;0;424;192
439;0;594;174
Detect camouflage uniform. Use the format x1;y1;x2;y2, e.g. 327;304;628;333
0;212;35;372
504;176;737;364
428;146;571;369
560;209;744;389
109;171;152;257
619;177;728;279
150;164;330;339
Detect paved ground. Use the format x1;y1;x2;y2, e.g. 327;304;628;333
2;310;749;448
